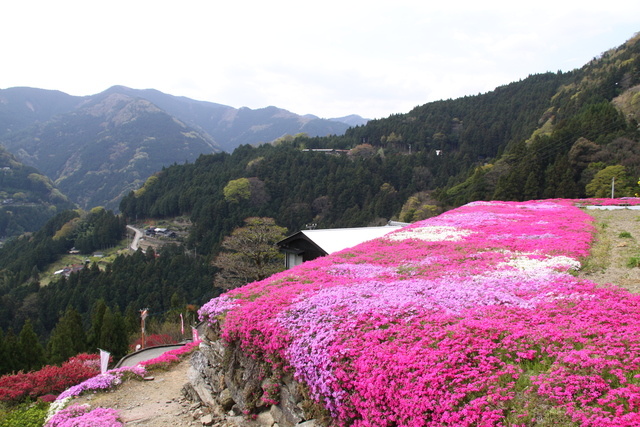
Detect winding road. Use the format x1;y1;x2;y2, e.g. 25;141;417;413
115;344;186;368
127;225;143;251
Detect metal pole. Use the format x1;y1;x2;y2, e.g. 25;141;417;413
612;176;615;199
140;308;148;349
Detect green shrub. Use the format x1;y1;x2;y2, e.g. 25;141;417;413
0;401;48;427
619;231;632;238
627;256;640;268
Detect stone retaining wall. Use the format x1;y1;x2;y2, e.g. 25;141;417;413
183;324;328;427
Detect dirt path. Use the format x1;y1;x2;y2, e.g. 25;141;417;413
578;208;640;292
74;360;201;426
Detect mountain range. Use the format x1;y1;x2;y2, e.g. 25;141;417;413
0;86;367;214
1;32;639;236
97;86;367;151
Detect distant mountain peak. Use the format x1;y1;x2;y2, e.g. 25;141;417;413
0;91;220;211
85;93;163;128
329;114;369;127
0;85;364;211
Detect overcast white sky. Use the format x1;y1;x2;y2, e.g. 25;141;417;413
2;1;639;119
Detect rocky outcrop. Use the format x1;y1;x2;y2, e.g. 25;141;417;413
183;324;328;427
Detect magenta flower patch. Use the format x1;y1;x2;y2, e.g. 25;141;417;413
56;365;146;401
46;404;122;427
199;199;640;426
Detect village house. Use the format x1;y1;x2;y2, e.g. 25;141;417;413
277;222;407;269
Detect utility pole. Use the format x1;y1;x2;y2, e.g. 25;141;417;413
140;308;148;349
612;176;616;199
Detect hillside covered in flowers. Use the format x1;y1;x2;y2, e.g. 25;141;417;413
200;199;640;426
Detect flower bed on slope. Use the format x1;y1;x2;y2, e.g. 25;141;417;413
199;200;640;427
45;342;200;426
0;354;100;404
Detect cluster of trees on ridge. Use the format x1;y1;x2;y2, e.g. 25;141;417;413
0;208;124;291
0;250;213;376
0;209;124;349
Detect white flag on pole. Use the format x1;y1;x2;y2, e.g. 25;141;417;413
99;348;110;374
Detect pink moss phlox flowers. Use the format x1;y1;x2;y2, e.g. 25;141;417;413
46;404;122;427
56;365;147;400
140;340;201;368
198;199;640;425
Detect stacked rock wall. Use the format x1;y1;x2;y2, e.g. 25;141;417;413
183;324;327;427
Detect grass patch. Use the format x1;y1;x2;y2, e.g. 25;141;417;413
39;238;130;287
627;256;640;268
619;231;633;238
580;221;612;273
503;389;579;427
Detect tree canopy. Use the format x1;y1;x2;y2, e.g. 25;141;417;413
585;165;632;198
212;217;287;289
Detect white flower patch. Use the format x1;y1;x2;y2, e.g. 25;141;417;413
489;233;557;241
517;202;563;210
327;263;397;279
385;225;472;242
500;253;580;273
430;212;523;228
465;201;498;207
45;397;73;422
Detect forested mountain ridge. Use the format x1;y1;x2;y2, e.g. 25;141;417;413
0;92;220;211
0;87;86;137
0;86;360;211
444;33;640;204
120;33;640;255
0;145;76;238
115;70;562;247
121;143;427;255
0;85;358;154
100;86;355;152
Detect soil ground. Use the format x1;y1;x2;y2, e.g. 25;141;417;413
73;361;200;426
70;208;640;426
578;208;640;292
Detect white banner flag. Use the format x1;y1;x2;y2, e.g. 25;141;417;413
192;327;199;342
99;349;110;374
